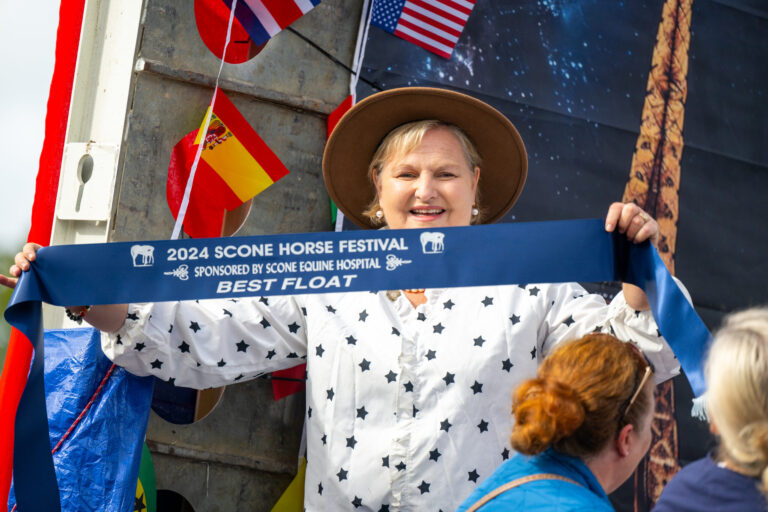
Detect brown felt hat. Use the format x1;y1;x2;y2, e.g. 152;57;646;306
323;87;527;229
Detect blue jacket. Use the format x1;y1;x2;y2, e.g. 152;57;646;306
456;449;613;512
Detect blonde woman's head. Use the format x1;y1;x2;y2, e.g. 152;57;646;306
706;307;768;494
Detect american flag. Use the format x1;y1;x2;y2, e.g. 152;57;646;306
371;0;476;59
221;0;322;47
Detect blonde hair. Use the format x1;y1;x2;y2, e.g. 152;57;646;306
362;120;483;225
706;307;768;495
511;334;654;458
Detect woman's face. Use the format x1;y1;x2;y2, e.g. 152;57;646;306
373;127;480;230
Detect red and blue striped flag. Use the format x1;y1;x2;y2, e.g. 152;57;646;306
221;0;322;46
371;0;476;59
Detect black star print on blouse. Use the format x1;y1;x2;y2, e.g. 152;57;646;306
529;286;540;296
403;381;414;392
501;448;510;460
391;327;400;336
321;434;327;445
468;469;480;483
418;480;430;494
287;352;298;358
531;346;537;359
433;323;445;334
316;345;325;357
168;377;175;386
234;374;243;381
326;305;337;314
352;496;363;508
481;296;493;307
471;381;483;394
135;343;146;352
359;359;371;372
443;372;455;385
236;340;249;352
413;405;419;417
126;312;139;321
382;455;389;467
115;335;122;345
259;297;269;306
150;359;163;369
266;349;276;359
217;359;226;367
222;309;232;318
429;448;441;461
336;467;348;481
379;505;389;512
443;299;455;309
327;388;335;400
347;335;357;345
440;419;452;432
318;483;323;495
592;325;602;333
473;336;485;347
301;307;307;316
189;321;201;333
425;349;436;360
417;312;426;321
178;341;190;353
395;461;406;471
346;436;357;448
308;407;312;418
288;322;300;333
357;406;368;420
478;419;489;433
259;317;271;328
563;315;575;327
510;314;520;325
385;370;398;383
168;324;173;333
359;310;369;322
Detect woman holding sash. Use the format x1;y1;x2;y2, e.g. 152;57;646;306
5;87;679;511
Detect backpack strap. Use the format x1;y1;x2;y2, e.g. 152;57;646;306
466;473;582;512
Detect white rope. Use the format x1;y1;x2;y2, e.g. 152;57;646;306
171;0;239;240
348;0;374;102
335;0;373;232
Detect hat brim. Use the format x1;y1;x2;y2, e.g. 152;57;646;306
323;87;527;229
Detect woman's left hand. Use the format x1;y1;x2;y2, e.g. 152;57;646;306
604;202;659;246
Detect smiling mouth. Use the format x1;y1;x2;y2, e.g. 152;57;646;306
410;208;445;216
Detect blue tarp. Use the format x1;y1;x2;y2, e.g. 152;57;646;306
8;328;153;512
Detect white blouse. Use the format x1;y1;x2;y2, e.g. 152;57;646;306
102;283;678;512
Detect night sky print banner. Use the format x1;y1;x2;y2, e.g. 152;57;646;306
6;218;711;511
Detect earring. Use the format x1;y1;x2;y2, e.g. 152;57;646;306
472;207;479;216
375;210;383;219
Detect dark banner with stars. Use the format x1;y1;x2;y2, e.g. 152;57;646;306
5;219;710;511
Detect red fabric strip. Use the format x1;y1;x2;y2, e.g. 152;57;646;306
0;0;86;506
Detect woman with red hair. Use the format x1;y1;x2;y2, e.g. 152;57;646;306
459;333;655;511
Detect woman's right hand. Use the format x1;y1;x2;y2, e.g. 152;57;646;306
0;242;43;289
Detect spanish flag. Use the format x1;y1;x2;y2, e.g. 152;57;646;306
167;91;290;238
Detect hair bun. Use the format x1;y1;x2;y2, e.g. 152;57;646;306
510;378;586;455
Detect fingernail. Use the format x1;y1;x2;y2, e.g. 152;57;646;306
605;223;613;231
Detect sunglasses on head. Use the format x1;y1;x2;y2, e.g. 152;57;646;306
620;343;655;419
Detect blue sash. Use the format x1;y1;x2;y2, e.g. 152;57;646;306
5;219;711;511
